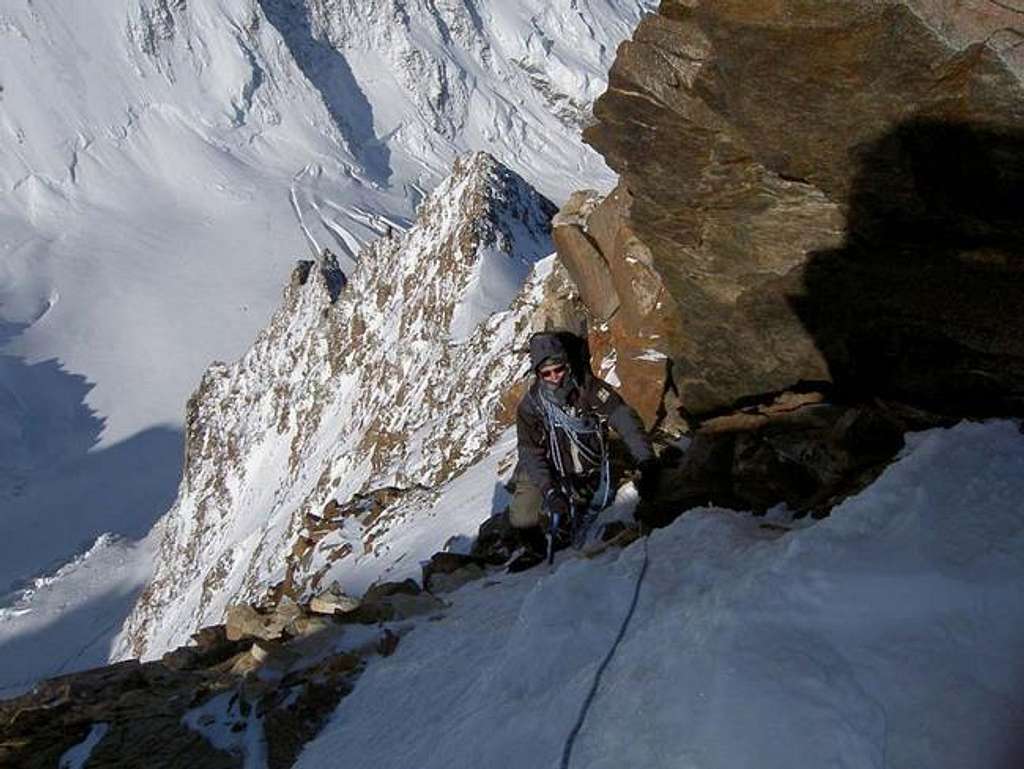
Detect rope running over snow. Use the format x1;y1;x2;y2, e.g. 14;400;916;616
559;534;650;769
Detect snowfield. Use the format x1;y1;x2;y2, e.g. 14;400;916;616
293;420;1024;769
0;0;654;690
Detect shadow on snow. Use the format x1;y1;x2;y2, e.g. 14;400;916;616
0;354;182;597
258;0;393;182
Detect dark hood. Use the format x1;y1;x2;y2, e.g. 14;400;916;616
529;333;568;372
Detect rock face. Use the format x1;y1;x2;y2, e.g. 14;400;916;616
120;153;586;660
0;611;377;769
552;187;683;429
635;397;912;527
582;0;1024;419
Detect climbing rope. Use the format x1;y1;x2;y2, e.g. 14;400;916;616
537;392;611;510
559;533;651;769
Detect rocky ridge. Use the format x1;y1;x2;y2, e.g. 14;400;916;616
119;153;587;660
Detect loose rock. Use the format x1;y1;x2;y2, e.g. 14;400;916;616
422;553;487;593
309;590;361;616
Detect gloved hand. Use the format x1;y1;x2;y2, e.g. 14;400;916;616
635;457;661;500
543;487;571;520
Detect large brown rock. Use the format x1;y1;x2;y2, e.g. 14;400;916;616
552;191;621;322
224;599;302;642
552;186;684;429
584;0;1024;419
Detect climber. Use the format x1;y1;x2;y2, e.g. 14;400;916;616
507;330;659;570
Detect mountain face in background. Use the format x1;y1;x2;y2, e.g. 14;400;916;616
2;3;1024;768
0;0;651;508
0;0;652;685
119;153;584;658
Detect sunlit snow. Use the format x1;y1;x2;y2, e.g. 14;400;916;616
295;420;1024;769
0;0;654;688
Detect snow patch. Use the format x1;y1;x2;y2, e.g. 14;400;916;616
635;348;667;362
598;350;620;387
449;246;534;342
58;723;110;769
183;691;268;769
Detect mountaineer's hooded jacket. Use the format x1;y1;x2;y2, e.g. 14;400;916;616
515;332;653;498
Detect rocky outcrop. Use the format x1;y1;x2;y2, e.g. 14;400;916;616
552;187;683;429
0;628;364;769
635;396;921;527
421;552;487;593
580;0;1024;419
121;153;587;660
1;567;467;769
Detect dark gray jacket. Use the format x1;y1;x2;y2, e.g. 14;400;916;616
515;373;653;495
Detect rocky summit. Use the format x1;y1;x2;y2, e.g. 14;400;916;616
580;0;1024;419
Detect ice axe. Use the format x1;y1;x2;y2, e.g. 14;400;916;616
545;483;578;565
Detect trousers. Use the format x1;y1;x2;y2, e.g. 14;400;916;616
509;469;545;529
509;469;599;530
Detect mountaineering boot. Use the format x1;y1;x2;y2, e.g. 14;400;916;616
506;525;547;573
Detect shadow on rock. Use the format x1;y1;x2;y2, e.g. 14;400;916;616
635;396;913;528
791;118;1024;417
640;119;1024;530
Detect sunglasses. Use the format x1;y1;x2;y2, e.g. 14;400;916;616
539;364;568;380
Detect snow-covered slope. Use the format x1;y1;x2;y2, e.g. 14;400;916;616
119;152;578;658
1;0;651;448
294;419;1024;769
0;0;651;684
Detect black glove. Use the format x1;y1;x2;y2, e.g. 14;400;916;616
543;487;571;520
636;458;661;500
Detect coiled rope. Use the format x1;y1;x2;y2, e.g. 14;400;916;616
537;392;611;509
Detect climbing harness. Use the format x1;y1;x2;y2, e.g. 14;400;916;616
559;532;651;769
